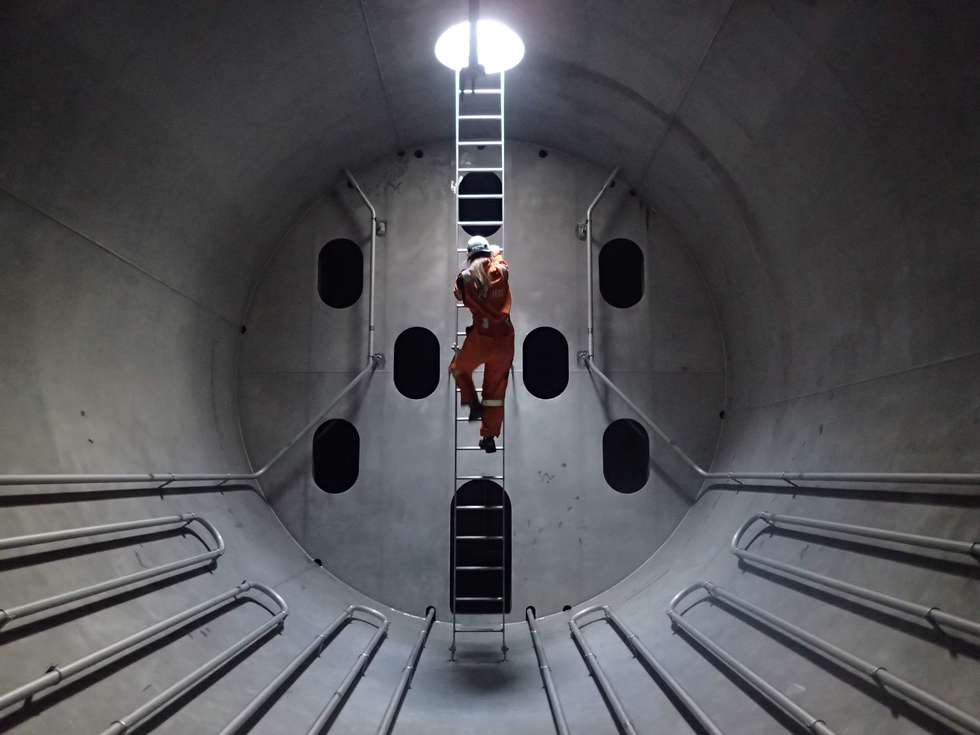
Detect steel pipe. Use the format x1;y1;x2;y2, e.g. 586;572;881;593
306;605;389;735
376;607;436;735
672;582;980;734
0;581;282;713
584;357;980;488
526;607;570;735
731;513;980;638
217;604;387;735
0;514;224;627
0;360;378;489
599;606;724;735
581;167;619;359
569;606;638;735
667;584;838;735
99;583;288;735
344;168;381;363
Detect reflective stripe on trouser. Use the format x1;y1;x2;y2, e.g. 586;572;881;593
450;330;514;438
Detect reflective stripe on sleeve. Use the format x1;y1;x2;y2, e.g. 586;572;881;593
482;399;504;407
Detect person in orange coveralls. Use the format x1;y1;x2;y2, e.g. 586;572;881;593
451;235;514;453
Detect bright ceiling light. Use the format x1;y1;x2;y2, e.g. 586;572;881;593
434;19;525;75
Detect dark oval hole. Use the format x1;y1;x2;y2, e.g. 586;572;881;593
522;327;569;399
318;238;363;309
603;419;649;494
599;238;644;308
458;172;502;238
394;327;440;399
313;419;359;493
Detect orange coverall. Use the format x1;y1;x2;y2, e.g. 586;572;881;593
451;253;514;438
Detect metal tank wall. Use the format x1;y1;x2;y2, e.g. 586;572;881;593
0;2;978;735
238;141;724;619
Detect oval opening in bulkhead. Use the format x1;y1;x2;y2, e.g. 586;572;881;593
313;418;360;493
394;327;440;399
317;238;363;309
522;326;569;399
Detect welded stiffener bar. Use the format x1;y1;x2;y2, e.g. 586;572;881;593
670;582;980;734
570;605;723;735
0;581;286;715
731;512;980;638
0;514;224;628
376;607;436;735
0;358;379;489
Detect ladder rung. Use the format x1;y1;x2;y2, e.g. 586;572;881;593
459;167;503;172
457;475;504;480
454;625;505;633
456;536;504;540
457;194;504;198
456;302;466;307
456;331;467;336
455;596;504;601
460;88;502;94
458;141;503;146
459;220;503;226
455;505;505;509
456;565;504;570
456;448;504;453
459;114;502;120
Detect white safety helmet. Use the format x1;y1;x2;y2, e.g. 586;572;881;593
466;235;492;260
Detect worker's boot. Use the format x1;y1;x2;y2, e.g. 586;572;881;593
467;400;484;422
479;436;496;454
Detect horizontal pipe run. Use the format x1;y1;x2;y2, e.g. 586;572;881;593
306;606;389;735
732;514;980;638
526;608;570;735
569;606;638;735
0;361;378;489
100;583;288;735
734;512;979;557
601;607;724;735
584;357;980;488
376;607;437;735
217;604;386;735
667;584;838;735
673;582;980;734
0;581;270;712
0;514;224;626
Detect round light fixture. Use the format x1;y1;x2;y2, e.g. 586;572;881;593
434;19;525;74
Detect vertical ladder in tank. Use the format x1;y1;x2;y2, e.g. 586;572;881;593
450;68;509;661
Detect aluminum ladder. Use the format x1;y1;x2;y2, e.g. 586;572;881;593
450;68;509;661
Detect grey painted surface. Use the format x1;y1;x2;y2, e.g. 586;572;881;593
238;143;724;618
0;1;978;734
